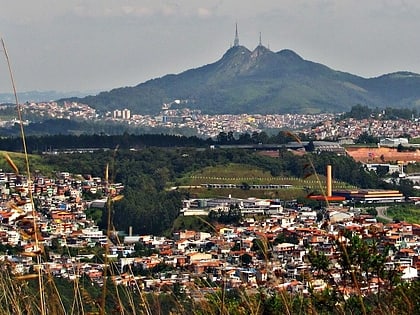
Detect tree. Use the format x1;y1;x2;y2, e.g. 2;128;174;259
273;233;286;245
272;131;295;144
356;132;378;144
366;207;378;216
256;131;269;144
216;132;228;144
227;131;236;143
397;179;415;197
307;248;330;275
251;131;260;144
240;253;253;266
375;165;389;177
306;140;315;152
231;242;241;252
237;132;251;144
344;104;373;120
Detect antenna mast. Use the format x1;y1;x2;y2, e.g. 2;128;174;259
234;23;239;47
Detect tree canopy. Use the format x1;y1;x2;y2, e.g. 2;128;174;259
36;145;393;235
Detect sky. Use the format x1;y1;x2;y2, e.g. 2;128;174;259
1;0;420;94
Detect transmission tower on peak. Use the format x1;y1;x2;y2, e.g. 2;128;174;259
234;23;240;47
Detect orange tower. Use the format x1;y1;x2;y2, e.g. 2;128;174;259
308;164;345;202
326;164;332;197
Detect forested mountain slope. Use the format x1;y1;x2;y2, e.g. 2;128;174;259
63;45;420;115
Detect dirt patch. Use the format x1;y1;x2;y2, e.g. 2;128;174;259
346;147;420;163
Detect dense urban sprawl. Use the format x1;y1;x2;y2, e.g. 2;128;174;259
0;167;418;294
13;101;420;139
0;100;417;300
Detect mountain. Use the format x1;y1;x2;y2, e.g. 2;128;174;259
63;45;420;115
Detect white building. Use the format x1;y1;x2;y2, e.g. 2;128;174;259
113;109;131;120
379;138;409;147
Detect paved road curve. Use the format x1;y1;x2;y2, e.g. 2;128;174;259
376;206;393;222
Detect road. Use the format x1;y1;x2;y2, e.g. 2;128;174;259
376;206;393;222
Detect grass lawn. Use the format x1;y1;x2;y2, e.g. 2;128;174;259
174;163;356;200
0;151;56;175
386;204;420;224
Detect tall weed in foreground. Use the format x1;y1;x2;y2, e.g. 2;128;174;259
0;45;417;314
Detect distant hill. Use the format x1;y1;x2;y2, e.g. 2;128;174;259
62;45;420;115
0;90;96;104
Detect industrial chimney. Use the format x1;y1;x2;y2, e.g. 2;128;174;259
326;165;332;197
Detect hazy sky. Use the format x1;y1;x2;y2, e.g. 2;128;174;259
1;0;420;94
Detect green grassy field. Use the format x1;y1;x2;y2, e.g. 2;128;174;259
386;204;420;224
0;151;56;175
174;163;356;200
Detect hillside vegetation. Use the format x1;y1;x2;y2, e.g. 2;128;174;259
0;137;419;314
0;151;55;175
386;204;420;223
63;46;420;115
28;146;387;236
0;135;413;236
175;163;356;200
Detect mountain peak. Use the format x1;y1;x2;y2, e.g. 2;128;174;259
376;71;420;79
66;29;420;115
222;45;251;59
277;49;304;61
251;44;272;57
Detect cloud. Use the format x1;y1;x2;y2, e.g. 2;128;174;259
121;6;155;17
69;2;216;19
3;0;420;93
197;7;212;18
